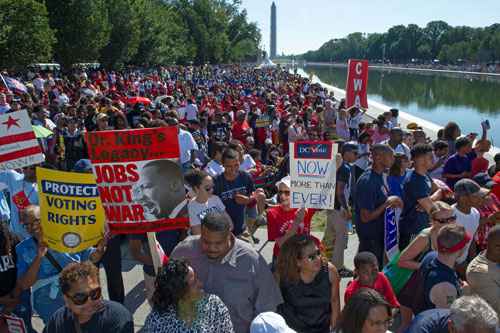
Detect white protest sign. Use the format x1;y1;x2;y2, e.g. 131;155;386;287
289;141;337;209
0;109;44;171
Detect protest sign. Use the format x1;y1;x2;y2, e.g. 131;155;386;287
255;114;272;128
0;109;44;171
37;167;105;253
86;127;189;234
384;207;401;261
345;59;369;109
289;141;337;209
0;314;26;333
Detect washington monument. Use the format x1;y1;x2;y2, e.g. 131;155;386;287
270;2;277;59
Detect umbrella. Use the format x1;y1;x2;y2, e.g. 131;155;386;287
126;96;151;106
32;125;53;138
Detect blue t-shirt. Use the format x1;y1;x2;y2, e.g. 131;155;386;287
400;170;432;236
387;174;406;198
420;251;461;312
16;237;95;323
214;171;255;236
354;169;388;240
442;152;476;188
0;170;39;239
404;308;449;333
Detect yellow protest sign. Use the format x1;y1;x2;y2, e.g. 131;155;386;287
37;167;105;253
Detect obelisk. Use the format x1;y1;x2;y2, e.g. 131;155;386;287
270;2;277;59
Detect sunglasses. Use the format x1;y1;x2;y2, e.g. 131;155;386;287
278;190;290;195
302;250;321;262
67;287;102;306
204;186;214;191
433;215;457;224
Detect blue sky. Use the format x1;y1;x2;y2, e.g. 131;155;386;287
240;0;500;55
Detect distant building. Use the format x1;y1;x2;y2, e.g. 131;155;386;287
270;2;277;59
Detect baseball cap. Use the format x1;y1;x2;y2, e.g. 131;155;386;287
341;142;359;155
250;312;296;333
454;179;489;197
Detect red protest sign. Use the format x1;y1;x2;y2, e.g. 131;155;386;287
86;127;189;234
345;59;369;109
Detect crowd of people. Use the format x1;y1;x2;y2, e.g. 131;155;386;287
0;64;499;333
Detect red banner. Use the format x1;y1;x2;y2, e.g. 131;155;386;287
345;59;369;109
86;127;189;234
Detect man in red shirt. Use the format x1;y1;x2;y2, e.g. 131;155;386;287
344;252;400;308
266;176;317;261
232;110;251;143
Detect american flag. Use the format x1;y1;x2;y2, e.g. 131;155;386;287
1;74;28;94
4;76;28;94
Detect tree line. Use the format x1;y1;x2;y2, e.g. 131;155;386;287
300;21;500;65
0;0;261;71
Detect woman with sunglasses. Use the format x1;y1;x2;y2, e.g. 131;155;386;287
43;261;133;333
394;201;456;332
275;234;340;333
266;175;317;266
335;289;393;333
184;169;228;235
144;259;234;333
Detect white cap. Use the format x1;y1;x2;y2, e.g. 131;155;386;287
275;175;291;189
250;312;296;333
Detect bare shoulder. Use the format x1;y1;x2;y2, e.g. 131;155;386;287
327;262;340;283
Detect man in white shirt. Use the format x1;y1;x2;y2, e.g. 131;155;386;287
185;98;199;121
32;74;45;93
204;141;227;177
382;128;411;160
166;117;198;172
452;179;484;266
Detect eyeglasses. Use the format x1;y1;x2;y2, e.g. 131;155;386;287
302;250;321;262
278;190;290;196
433;215;457;224
67;287;102;306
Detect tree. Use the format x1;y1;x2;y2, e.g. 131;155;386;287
0;0;55;70
45;0;110;68
423;21;451;59
99;0;141;69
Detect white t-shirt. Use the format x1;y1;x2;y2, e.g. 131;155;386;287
178;129;199;164
348;112;363;129
239;154;256;172
204;160;225;177
354;143;371;170
32;77;45;91
185;103;199;121
453;205;480;264
188;195;226;227
382;140;411;160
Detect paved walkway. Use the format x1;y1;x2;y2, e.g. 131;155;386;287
32;228;359;332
